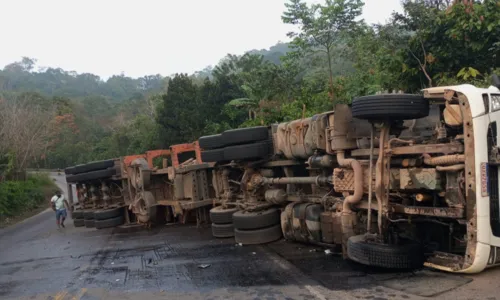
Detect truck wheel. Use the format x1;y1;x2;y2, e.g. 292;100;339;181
68;159;115;175
134;191;158;224
223;141;272;161
94;207;123;221
210;206;238;224
211;223;235;238
73;218;85;227
235;224;282;245
95;215;124;229
64;166;75;175
347;235;424;269
222;126;269;146
84;219;95;228
66;168;116;183
201;149;225;162
72;210;84;219
199;134;225;150
232;208;280;230
83;210;95;220
351;94;429;121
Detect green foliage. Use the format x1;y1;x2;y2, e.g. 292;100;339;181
390;0;500;90
0;173;56;222
283;0;364;101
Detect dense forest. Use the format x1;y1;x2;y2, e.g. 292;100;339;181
0;0;499;173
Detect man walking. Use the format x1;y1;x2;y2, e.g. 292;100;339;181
51;190;70;228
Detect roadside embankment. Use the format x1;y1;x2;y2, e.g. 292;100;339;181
0;172;58;228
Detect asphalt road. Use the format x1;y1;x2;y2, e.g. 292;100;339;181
0;173;499;300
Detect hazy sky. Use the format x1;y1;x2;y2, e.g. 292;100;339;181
0;0;403;79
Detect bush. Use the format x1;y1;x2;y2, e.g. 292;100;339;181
0;173;57;222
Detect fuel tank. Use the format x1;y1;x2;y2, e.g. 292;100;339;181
281;202;323;243
274;112;329;159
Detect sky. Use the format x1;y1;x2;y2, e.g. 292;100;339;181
0;0;403;79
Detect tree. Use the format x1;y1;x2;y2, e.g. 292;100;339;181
391;0;500;90
0;93;55;170
156;74;205;145
282;0;364;103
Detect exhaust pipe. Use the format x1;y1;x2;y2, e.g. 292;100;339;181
337;151;363;213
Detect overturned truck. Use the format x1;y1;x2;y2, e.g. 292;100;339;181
65;81;500;274
202;82;500;273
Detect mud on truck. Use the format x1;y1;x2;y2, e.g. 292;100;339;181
202;81;500;274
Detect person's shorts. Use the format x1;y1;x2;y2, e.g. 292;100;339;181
56;208;67;220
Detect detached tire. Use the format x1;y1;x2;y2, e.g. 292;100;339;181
222;127;269;146
211;223;235;238
352;94;429;121
235;224;282;245
199;134;225;150
66;168;116;183
84;219;95;228
233;208;280;230
95;215;124;229
201;149;225;163
73;219;85;227
210;206;238;224
94;207;123;221
223;141;272;161
347;235;424;269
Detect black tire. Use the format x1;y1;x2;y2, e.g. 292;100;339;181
94;207;123;221
66;168;116;183
210;206;238;224
95;215;124;229
68;159;115;175
211;223;235;238
72;210;84;219
351;94;429;121
199;134;225;150
233;208;280;230
84;219;95;228
223;141;272;161
222;127;269;146
347;235;424;269
235;224;282;245
73;218;85;227
83;210;95;220
64;166;75;175
201;149;225;163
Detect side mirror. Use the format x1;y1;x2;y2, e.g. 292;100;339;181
493;74;500;89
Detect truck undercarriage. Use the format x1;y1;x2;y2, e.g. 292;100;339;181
65;82;500;274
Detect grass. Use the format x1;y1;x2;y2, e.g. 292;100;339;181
0;172;58;227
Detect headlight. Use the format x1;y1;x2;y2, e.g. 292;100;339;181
491;94;500;112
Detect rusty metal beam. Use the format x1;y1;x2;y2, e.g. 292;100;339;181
262;160;302;167
170;141;202;167
391;204;464;218
156;199;213;210
351;143;464;157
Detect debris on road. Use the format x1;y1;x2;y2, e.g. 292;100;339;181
198;264;211;269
